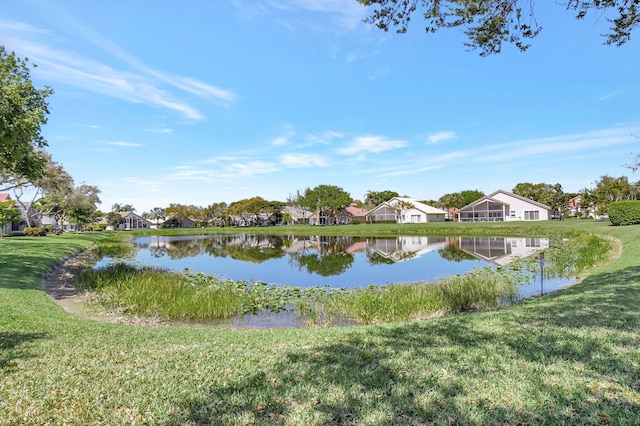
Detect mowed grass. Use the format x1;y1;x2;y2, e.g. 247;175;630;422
0;221;639;425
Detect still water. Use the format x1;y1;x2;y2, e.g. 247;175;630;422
98;234;571;298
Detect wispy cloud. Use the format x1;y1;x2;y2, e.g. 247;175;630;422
281;153;329;168
597;89;624;101
305;130;344;146
337;135;407;155
0;19;238;121
147;128;173;134
169;161;280;182
427;131;457;144
475;127;639;163
268;0;366;31
107;141;143;147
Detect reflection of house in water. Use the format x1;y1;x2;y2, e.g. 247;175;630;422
370;236;448;262
458;237;549;266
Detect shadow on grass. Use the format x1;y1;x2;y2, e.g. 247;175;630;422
0;332;47;373
165;264;640;424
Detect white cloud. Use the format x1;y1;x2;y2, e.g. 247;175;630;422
108;141;143;147
281;153;329;168
337;135;407;155
427;131;457;144
272;136;289;146
305;130;344;145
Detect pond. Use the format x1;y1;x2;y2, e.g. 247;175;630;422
97;233;570;299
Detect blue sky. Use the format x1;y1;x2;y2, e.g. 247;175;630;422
2;1;639;213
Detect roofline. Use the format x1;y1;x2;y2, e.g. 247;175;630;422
459;189;551;211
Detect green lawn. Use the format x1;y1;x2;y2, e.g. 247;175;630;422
1;221;638;425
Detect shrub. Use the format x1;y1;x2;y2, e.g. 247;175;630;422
23;227;47;236
609;200;640;226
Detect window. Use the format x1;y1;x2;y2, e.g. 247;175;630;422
411;215;421;223
524;211;539;220
526;238;541;247
510;210;516;217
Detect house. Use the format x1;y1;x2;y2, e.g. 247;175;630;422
159;216;195;228
281;206;312;225
458;190;550;222
0;193;22;234
344;203;369;224
104;211;152;230
366;197;448;224
567;195;600;218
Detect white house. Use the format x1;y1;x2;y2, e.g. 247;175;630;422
104;211;152;230
458;190;550;222
367;197;448;224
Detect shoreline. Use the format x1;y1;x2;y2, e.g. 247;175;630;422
41;251;169;327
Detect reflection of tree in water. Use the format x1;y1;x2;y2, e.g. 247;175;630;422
296;253;354;276
438;244;477;262
223;235;287;264
148;245;168;258
286;236;359;276
224;245;286;264
163;239;207;259
145;235;290;263
438;239;477;262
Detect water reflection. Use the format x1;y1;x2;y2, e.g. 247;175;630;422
457;236;549;265
95;234;571;328
96;234;561;291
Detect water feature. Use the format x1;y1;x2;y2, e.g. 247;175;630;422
97;234;570;296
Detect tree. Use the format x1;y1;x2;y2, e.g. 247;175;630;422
226;197;284;226
364;190;399;207
35;192;69;230
111;203;135;212
358;1;639;56
1;47;54;181
390;199;415;222
165;203;202;227
459;190;485;207
1;152;73;227
295;185;352;224
203;202;228;226
0;199;21;237
438;192;464;210
105;211;125;230
512;182;546;201
147;207;167;227
625;146;640;174
513;182;571;218
65;184;101;232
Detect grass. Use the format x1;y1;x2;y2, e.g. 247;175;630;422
0;220;639;424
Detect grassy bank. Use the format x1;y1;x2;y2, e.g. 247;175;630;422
1;221;639;424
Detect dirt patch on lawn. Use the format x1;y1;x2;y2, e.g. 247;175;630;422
41;251;169;327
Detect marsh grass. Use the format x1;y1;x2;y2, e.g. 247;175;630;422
75;264;243;320
303;267;522;325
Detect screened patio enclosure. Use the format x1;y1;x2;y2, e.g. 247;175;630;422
458;199;508;222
